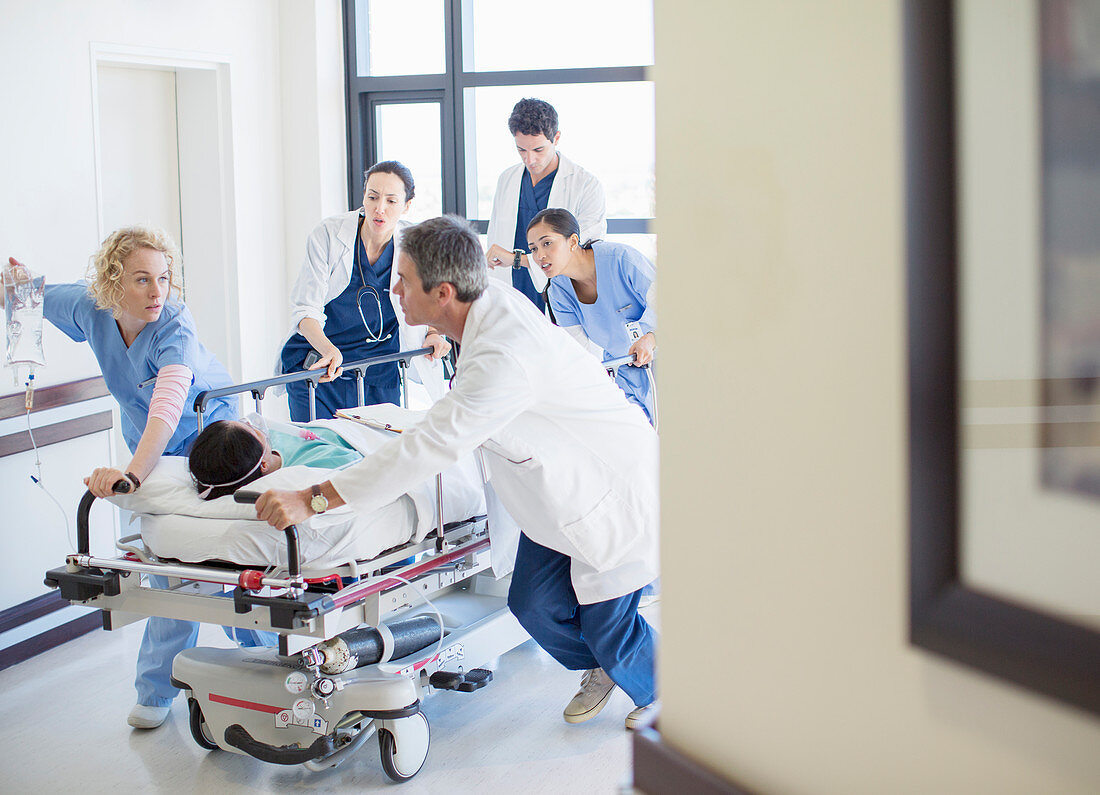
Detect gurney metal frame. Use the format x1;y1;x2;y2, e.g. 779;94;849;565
44;349;527;781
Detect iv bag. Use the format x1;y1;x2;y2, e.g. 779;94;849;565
4;260;46;368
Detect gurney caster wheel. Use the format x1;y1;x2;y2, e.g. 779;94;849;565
188;698;220;751
378;712;429;782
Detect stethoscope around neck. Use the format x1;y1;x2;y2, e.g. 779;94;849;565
354;211;393;344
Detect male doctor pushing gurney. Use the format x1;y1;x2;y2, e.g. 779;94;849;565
256;215;659;730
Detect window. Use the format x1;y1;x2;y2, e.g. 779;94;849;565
374;101;443;222
343;1;654;241
466;0;653;73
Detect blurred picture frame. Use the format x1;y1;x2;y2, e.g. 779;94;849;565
905;0;1100;718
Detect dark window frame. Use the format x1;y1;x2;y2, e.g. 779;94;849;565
342;0;652;234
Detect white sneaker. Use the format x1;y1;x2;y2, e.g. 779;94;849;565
563;668;617;724
625;701;660;731
128;703;171;729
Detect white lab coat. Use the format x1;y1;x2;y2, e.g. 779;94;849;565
281;211;442;397
330;280;658;603
485;152;607;294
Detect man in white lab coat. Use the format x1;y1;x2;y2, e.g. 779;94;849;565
484;98;606;314
257;215;658;729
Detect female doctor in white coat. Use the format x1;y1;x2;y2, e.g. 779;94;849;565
279;161;449;421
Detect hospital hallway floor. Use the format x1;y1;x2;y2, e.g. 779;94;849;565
0;601;659;793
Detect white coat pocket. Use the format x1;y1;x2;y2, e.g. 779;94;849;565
560;488;641;574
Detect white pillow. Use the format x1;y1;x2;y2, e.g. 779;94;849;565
107;457;338;520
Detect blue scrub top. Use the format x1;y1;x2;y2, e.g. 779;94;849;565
513;168;557;311
280;236;399;386
44;282;238;455
546;241;657;422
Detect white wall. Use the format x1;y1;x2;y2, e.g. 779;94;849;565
654;1;1100;792
0;0;345;605
279;0;350;307
0;0;296;390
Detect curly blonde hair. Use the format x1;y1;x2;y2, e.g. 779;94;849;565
87;227;183;317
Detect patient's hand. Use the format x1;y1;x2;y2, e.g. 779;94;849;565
256;488;313;530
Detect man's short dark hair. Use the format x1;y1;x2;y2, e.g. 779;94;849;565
507;98;559;140
401;216;488;303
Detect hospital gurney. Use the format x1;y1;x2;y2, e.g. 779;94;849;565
43;349;527;782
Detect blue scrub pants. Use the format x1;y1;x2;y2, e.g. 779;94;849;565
134;575;200;707
507;533;656;707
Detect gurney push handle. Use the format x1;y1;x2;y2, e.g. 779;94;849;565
223;723;336;765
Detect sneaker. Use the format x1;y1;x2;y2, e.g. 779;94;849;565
625;701;660;731
563;668;617;724
128;703;171;729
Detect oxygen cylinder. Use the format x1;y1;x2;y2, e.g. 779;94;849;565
313;615;444;674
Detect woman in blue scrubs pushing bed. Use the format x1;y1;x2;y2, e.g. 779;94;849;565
525;208;657;424
8;227;237;730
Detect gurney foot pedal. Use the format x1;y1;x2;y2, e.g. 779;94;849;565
429;668;493;692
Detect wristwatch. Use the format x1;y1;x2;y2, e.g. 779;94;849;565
310;484;329;514
512;248;526;268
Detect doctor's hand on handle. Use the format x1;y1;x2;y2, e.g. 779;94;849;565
256;483;346;530
628;332;656;367
307;344;344;382
423;329;451;360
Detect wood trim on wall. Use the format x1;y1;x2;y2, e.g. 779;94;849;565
0;376;109;421
0;410;113;458
0;612;101;672
633;728;752;794
0;592;71;634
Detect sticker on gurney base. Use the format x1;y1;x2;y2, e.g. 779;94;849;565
275;706;329;735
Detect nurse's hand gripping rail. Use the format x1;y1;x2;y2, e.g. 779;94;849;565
604;351;659;431
43;348;527;782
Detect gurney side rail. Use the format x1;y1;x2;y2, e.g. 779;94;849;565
193;346;434;426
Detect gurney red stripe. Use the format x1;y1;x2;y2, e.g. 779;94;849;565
209;693;282;714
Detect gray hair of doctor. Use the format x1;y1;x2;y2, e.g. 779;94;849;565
401;215;488;303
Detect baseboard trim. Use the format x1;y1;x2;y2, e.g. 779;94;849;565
0;591;71;634
0;612;101;672
633;726;753;794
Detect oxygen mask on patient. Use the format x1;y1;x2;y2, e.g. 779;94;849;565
4;259;46;385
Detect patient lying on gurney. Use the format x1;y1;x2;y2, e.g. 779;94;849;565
108;410;489;573
188;418;363;500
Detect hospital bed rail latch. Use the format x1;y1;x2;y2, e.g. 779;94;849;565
44;564;121;602
230;587;336;630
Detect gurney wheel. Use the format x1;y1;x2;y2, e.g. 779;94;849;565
188;698;220;751
378;712;429;782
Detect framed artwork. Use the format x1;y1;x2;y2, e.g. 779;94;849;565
906;0;1100;717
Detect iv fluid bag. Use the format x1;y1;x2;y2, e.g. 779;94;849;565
4;261;46;367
